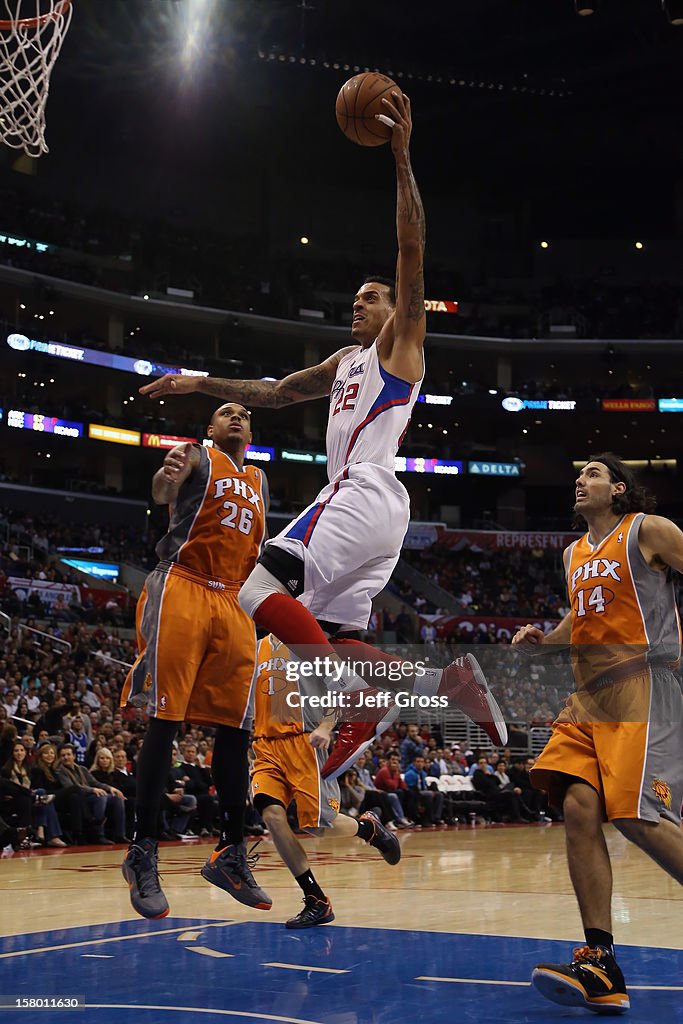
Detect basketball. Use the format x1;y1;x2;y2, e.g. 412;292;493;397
335;72;398;147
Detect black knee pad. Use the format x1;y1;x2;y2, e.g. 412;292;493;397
259;546;305;598
254;793;286;815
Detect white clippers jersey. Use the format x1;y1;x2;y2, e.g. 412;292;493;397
326;341;423;481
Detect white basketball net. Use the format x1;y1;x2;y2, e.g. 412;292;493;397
0;0;72;157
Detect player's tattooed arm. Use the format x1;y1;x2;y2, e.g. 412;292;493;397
139;347;357;407
394;155;426;330
376;89;426;376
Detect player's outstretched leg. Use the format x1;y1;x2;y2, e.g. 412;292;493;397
531;945;630;1014
201;842;272;910
322;647;507;780
122;838;169;920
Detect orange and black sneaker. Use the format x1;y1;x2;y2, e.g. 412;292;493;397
359;808;401;865
201;841;272;910
286;894;335;929
532;945;630;1014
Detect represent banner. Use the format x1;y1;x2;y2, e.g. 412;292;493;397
405;527;578;552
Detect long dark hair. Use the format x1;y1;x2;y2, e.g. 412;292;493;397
573;452;657;529
363;275;396;306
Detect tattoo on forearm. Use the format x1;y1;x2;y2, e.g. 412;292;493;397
407;267;425;322
198;378;289;408
397;161;426;247
197;359;339;409
396;160;426;322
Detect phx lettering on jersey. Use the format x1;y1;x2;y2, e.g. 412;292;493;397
213;477;262;510
570;559;622;592
258;656;289;676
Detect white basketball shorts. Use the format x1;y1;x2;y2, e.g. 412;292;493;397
266;463;410;629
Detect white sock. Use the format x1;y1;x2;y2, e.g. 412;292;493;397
413;667;444;698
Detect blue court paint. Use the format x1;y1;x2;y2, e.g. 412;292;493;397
1;919;680;1024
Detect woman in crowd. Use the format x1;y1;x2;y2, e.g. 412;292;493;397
13;698;34;736
2;739;66;846
30;742;87;845
85;730;109;768
92;746;135;837
0;734;32;846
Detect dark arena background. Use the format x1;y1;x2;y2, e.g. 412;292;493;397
0;2;681;1022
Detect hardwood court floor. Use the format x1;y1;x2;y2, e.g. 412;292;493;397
1;823;681;1024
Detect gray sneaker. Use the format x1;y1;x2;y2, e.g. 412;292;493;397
122;838;169;920
201;842;272;910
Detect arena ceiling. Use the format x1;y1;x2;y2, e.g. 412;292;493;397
54;0;683;150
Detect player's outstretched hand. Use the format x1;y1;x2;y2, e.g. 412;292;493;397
162;445;190;482
139;373;199;399
511;623;546;655
378;90;412;157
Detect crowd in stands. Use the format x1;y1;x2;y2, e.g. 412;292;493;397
336;722;556;832
399;543;569;620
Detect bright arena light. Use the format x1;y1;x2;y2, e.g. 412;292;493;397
176;0;221;84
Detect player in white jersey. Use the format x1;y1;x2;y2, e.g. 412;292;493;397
140;90;507;768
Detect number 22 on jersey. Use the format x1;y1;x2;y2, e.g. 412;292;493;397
332;381;358;416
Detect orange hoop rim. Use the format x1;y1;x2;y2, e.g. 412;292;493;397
0;0;71;31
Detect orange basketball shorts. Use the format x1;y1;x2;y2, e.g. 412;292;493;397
251;733;340;829
120;565;257;728
531;669;682;824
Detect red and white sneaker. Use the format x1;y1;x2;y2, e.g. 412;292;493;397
440;654;508;746
321;655;507;780
321;687;400;780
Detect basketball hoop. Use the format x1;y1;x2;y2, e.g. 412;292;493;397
0;0;73;158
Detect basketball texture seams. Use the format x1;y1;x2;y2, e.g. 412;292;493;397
335;72;398;147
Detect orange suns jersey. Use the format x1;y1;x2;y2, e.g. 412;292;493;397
252;634;322;739
155;444;267;584
566;512;681;688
